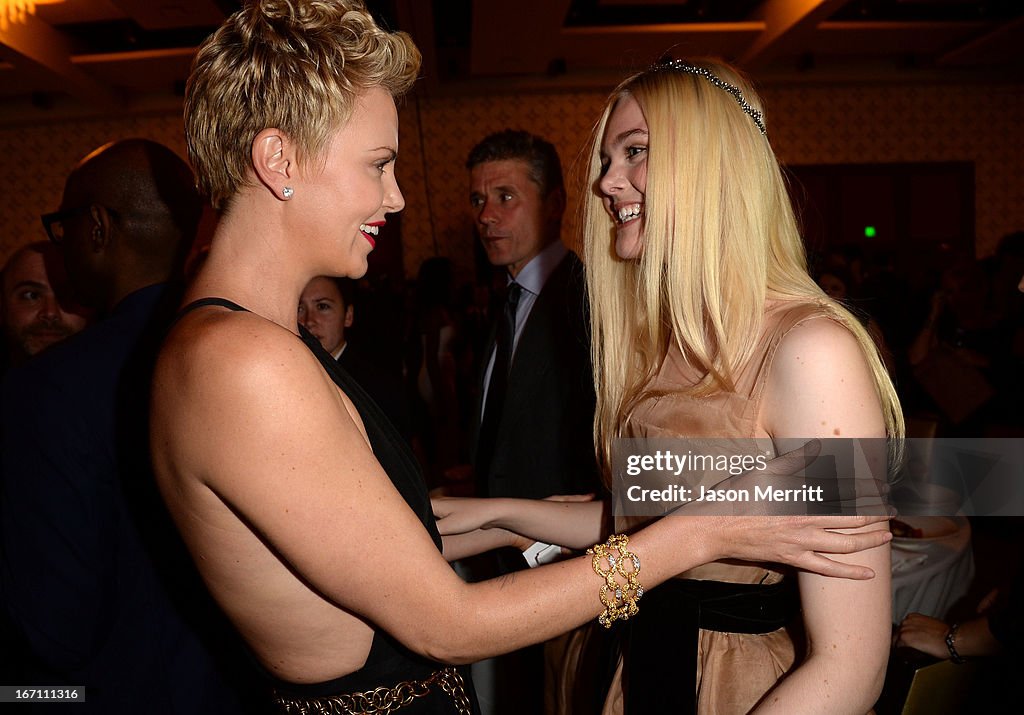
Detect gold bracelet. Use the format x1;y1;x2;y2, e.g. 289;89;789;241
586;533;643;628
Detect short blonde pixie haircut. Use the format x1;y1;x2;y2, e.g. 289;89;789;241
185;0;421;210
582;59;903;473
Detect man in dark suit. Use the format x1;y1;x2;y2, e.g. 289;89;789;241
1;139;257;713
466;130;603;715
468;129;600;502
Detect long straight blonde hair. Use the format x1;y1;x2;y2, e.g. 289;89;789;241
582;59;903;475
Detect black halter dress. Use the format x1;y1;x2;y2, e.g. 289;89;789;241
175;298;479;714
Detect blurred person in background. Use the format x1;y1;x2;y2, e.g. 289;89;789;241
1;241;90;372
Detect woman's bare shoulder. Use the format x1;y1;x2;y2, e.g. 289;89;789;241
763;315;884;439
774;313;862;364
152;308;347;467
152;307;367;499
158;309;318;393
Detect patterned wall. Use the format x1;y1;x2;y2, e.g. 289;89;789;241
764;81;1022;259
1;111;190;262
2;79;1020;282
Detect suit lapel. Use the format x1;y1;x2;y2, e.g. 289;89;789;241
503;254;573;417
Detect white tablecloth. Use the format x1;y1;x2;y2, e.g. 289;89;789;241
891;516;974;624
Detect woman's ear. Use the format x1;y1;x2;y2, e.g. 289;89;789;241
252;128;295;201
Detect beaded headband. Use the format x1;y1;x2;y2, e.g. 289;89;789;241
650;59;767;135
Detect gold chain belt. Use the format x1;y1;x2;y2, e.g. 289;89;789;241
272;666;472;715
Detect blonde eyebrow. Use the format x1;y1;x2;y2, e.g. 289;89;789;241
614;128;648;145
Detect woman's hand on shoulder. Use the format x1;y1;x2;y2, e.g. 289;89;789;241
694;514;891;579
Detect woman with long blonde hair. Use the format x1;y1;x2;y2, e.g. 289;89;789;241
582;58;901;713
435;58;899;713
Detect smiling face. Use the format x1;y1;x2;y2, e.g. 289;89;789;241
295;87;405;279
469;159;560;278
598;93;649;260
297;276;352;355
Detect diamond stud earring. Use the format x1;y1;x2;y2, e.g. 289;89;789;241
282;186;294;199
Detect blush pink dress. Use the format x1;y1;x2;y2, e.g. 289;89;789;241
601;301;833;715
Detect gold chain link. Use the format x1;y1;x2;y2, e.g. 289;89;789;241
586;533;644;628
273;667;472;715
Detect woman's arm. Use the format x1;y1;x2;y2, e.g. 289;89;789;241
438;493;603;561
441;527;530;562
432;497;607;550
755;317;892;714
162;316;892;666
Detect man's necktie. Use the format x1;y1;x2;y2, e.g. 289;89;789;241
476;282;522;489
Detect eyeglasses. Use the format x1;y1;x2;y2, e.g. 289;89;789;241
40;205;93;245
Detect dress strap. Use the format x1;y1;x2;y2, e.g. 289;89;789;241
176;296;250;318
171;297;251;330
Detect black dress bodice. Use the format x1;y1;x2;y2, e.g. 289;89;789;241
174;298;477;713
